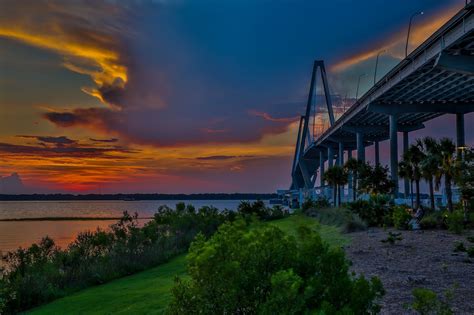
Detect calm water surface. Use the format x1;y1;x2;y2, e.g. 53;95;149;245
0;200;263;252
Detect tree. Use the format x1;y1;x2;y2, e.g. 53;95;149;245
417;137;441;211
399;145;424;209
167;221;384;314
398;160;414;207
323;165;348;206
344;158;365;201
454;147;474;220
358;163;395;196
436;138;456;212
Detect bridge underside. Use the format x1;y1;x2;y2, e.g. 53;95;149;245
291;3;474;192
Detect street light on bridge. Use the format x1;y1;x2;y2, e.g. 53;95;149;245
355;73;367;100
373;49;386;85
405;11;424;57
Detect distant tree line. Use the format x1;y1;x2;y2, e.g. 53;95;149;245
0;193;278;201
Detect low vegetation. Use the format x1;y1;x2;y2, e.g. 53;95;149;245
0;201;287;314
167;220;384;314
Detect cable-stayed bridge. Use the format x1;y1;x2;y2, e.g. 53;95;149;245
290;2;474;201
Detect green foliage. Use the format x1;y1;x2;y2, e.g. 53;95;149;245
467;247;474;258
445;210;464;234
348;195;393;227
237;200;289;221
358;163;395;195
0;204;234;313
304;207;367;233
420;212;442;229
467;236;474;243
409;287;454;315
392;206;412;230
302;196;330;211
453;241;466;252
323;165;349;205
381;232;403;245
167;221;384;314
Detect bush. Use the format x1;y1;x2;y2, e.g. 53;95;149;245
237;200;289;221
446;210;464;234
453;241;466;252
381;232;403;245
467;247;474;258
167;221;384;314
408;287;454;315
348;195;393;227
392;206;412;230
302;196;330;211
305;207;367;233
420;212;442;230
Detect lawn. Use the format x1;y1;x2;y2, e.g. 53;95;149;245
27;214;348;314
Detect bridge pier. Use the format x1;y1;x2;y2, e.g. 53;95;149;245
356;132;365;162
347;149;353;194
338;142;344;204
390;114;399;197
374;141;380;165
456;113;465;154
403;131;410;198
328;146;334;168
319;150;325;186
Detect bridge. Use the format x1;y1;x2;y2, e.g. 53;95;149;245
290;2;474;200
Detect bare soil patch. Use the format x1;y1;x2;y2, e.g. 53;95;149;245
345;228;474;314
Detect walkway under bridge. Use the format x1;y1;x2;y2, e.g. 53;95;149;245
290;2;474;201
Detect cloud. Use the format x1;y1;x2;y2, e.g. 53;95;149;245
89;138;119;143
196;155;255;161
18;135;77;146
249;110;300;123
0;0;129;109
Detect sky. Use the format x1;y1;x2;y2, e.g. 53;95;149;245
0;0;472;194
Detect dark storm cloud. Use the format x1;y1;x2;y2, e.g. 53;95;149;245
17;135;77;146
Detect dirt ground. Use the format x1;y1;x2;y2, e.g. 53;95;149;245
345;228;474;314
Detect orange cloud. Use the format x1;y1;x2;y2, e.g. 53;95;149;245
330;4;461;72
0;0;128;108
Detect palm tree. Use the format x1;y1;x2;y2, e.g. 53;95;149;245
436;138;456;212
344;158;364;201
398;160;414;207
417;137;440;211
323;165;348;206
400;145;424;209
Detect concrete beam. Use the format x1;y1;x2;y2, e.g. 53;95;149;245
397;123;425;133
403;131;410;198
342;125;388;133
356;132;365;162
374;141;380;165
368;102;474;114
435;53;474;75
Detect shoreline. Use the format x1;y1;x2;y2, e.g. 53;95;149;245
0;217;154;222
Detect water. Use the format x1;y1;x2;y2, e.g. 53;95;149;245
0;200;262;253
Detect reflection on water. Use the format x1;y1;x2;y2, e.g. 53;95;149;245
0;200;266;253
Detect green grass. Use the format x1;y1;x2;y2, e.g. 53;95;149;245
27;214;348;314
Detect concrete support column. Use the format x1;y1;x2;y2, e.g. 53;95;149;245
390;114;399;197
347;149;353;191
403;131;410;198
456;113;465;155
338;142;344;166
328;146;334;168
319;151;325;186
356;132;365;162
338;142;344;204
374;141;380;165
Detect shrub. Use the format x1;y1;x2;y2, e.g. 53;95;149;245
348;195;393;227
453;241;466;252
381;232;403;245
420;212;441;229
467;247;474;258
446;210;464;234
408;287;454;315
237;200;289;221
302;196;330;212
167;221;384;314
392;206;412;230
303;207;367;233
467;236;474;243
